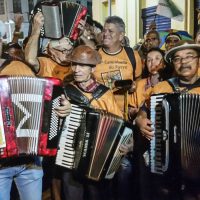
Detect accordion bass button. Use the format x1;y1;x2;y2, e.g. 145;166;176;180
162;130;168;141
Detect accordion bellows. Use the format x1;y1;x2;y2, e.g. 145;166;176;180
56;104;133;181
0;76;63;158
150;93;200;180
33;1;87;40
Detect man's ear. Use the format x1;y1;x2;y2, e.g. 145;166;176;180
91;66;96;73
119;32;125;42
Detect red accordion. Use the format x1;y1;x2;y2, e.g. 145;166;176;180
33;1;87;40
0;76;63;158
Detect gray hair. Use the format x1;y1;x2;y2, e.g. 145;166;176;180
104;16;125;33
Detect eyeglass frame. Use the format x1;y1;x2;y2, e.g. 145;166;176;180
145;37;159;43
171;55;199;64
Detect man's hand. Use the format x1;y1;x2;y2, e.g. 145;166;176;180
135;115;154;140
119;136;134;155
128;81;136;93
54;94;71;117
32;12;44;35
14;14;24;31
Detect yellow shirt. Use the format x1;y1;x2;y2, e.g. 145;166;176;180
38;57;73;80
67;83;123;118
129;78;152;108
152;80;200;96
0;60;35;76
94;47;142;114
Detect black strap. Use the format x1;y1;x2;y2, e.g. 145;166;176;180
167;77;200;92
64;84;109;106
124;46;136;80
64;84;90;106
89;84;109;104
167;77;180;92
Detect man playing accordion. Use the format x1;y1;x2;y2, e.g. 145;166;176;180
59;45;133;200
136;40;200;200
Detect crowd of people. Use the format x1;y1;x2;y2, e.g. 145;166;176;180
0;2;200;200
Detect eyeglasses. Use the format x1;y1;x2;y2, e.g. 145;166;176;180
172;55;199;64
165;38;180;44
145;37;158;43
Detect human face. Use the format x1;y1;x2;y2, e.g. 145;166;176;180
49;37;73;53
48;37;73;65
146;51;164;75
165;36;180;51
172;49;199;82
71;63;93;83
145;33;160;51
102;23;124;49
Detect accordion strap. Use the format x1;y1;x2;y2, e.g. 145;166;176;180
90;84;109;103
167;77;200;92
64;84;109;106
167;77;179;92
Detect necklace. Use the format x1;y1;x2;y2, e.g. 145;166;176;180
102;47;122;55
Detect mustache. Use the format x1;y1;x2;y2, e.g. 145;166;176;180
179;65;191;71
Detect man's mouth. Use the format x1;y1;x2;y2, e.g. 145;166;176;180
179;66;191;72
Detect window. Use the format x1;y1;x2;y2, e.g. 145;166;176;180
141;6;171;35
13;0;22;13
0;0;5;14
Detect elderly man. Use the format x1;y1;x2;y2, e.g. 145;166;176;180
25;12;74;80
59;45;132;200
136;40;200;200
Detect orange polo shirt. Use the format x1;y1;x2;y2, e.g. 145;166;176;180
129;78;152;108
94;47;142;114
37;57;73;80
68;83;123;118
0;60;35;76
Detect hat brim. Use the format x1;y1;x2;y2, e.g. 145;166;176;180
165;44;200;63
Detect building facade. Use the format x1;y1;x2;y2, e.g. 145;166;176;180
92;0;196;47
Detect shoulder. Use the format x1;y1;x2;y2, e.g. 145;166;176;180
136;78;147;86
38;56;60;68
152;80;173;94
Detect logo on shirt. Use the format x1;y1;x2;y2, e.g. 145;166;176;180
101;70;122;89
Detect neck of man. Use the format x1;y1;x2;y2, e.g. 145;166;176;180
78;78;93;89
179;74;199;85
103;44;122;54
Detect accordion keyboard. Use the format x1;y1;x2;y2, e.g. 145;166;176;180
56;104;84;169
150;94;165;174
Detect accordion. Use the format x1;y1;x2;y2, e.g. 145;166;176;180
0;76;63;158
33;1;87;40
150;93;200;180
55;104;133;181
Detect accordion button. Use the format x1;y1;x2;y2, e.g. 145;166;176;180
162;130;168;141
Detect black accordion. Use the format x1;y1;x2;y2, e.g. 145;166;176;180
150;93;200;180
0;76;63;158
55;104;133;181
33;1;87;40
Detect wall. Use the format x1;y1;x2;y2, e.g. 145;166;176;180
141;0;194;37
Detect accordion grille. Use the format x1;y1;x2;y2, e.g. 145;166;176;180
180;94;200;177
